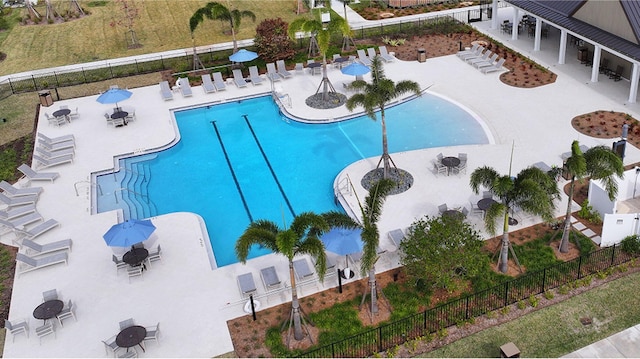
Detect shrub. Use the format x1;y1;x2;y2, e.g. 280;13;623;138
621;235;640;254
517;300;526;309
528;294;539;308
544;291;554;300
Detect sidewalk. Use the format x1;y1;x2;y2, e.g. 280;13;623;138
562;324;640;358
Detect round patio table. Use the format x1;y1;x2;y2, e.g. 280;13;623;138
478;198;518;225
33;299;64;323
441;157;460;175
123;248;148;267
52;109;71;123
116;325;146;352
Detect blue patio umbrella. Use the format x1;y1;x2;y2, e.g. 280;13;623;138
229;49;258;63
103;219;156;247
320;227;363;256
96;88;133;109
341;62;371;76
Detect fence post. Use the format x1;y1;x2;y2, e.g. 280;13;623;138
32;75;38;91
332;342;335;358
465;296;470;319
82;68;87;83
423;310;427;330
542;268;546;293
135;59;140;74
577;255;583;279
9;78;15;94
611;244;616;266
504;281;509;307
378;326;383;353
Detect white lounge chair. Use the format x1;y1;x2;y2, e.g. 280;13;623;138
474;54;499;69
22;238;72;256
37;133;75;146
14;218;60;242
0;212;42;229
456;43;480;57
212;72;227;91
260;266;282;290
266;63;283;82
0;204;36;221
33;154;73;169
16;252;68;277
466;50;492;65
178;78;193;97
459;46;485;61
201;74;216;93
248;66;264;85
237;272;257;298
463;48;488;62
0;181;42;198
388;229;405;249
39;139;75;151
159;81;173;101
367;47;377;60
481;58;506;74
378;46;395;62
0;193;37;208
17;164;59;183
357;49;371;66
232;69;248;88
293;258;315;281
35;146;75;160
276;60;292;78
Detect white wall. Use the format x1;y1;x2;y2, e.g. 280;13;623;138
601;213;637;247
588;179;616;216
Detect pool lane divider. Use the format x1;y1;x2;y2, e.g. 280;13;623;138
242;114;296;218
211;121;254;222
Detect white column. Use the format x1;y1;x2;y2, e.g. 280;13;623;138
629;63;639;103
534;18;542;51
591;45;601;82
491;0;499;29
558;29;567;64
512;8;519;40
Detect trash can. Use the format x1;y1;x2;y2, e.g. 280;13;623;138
417;48;427;63
39;90;53;107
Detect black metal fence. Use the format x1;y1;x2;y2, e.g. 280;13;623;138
300;244;635;358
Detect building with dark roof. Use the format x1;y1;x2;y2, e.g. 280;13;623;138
489;0;640;103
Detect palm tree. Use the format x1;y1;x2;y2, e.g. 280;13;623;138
288;9;350;100
189;2;256;54
470;165;559;273
235;211;352;344
346;56;421;179
335;0;356;51
354;179;395;317
559;141;624;253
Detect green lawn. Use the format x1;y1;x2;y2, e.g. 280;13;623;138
420;271;640;358
0;0;301;76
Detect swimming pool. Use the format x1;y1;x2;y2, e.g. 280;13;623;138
96;94;488;267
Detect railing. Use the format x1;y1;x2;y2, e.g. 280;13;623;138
73;181;102;196
300;244;635;357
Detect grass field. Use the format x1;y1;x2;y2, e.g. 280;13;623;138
421;271;640;357
0;0;301;76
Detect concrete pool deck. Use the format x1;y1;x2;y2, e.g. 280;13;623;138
3;16;640;358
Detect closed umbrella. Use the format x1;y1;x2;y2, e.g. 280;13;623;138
229;49;258;63
96;88;133;109
103;219;156;248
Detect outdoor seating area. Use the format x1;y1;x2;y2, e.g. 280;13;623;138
432;152;467;176
102;318;160;357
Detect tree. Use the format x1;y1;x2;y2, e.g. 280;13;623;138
254;18;296;64
189;2;256;54
335;0;356;51
559;141;623;252
470;165;559;273
346;56;421;179
109;0;142;49
235;211;353;345
400;215;486;291
356;179;395;318
288;9;350;100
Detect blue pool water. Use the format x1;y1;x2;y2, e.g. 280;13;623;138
97;94;488;267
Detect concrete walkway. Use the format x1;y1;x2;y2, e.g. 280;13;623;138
563;324;640;358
